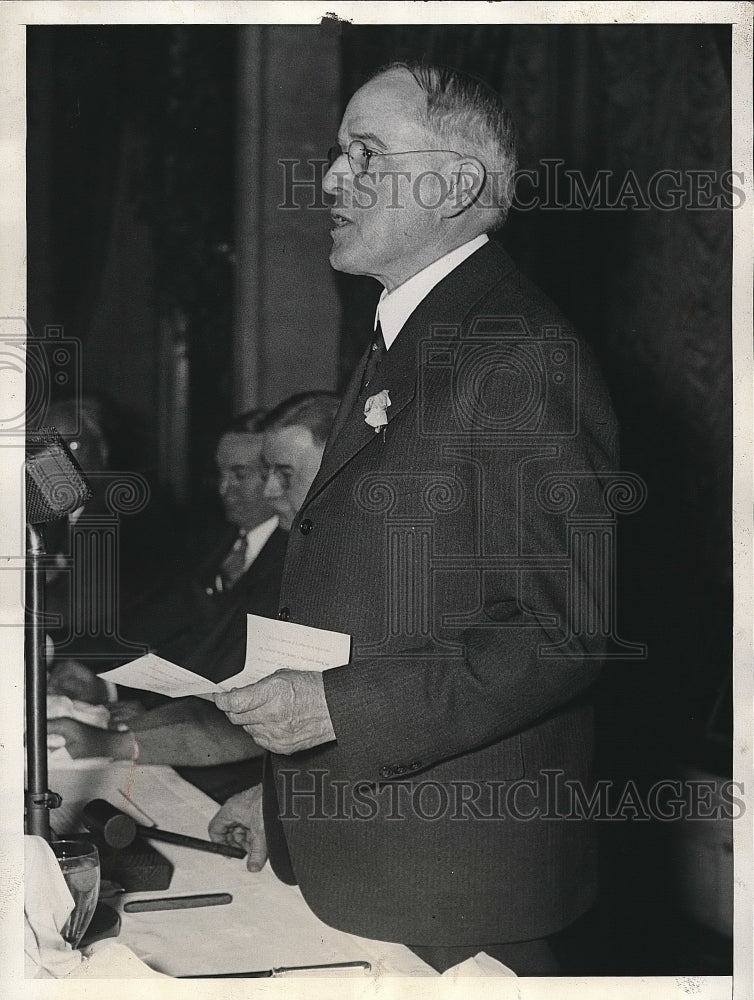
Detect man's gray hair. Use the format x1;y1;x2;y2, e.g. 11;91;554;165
223;408;267;437
376;61;518;230
263;391;340;448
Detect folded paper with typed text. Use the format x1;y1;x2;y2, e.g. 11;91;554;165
242;613;351;683
99;617;350;699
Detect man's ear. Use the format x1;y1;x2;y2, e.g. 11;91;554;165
442;156;486;218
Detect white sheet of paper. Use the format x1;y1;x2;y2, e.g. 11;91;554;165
241;613;351;685
99;653;222;700
98;615;351;701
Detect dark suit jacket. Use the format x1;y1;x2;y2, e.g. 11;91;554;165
162;525;290;682
155;525;290;803
268;240;619;946
57;522;289;677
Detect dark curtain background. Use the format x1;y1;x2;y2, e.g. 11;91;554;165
337;23;733;974
27;26;238;513
27;27;122;356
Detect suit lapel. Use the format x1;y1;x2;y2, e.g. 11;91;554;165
326;339;371;447
302;241;515;509
304;342;418;506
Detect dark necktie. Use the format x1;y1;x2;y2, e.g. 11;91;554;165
217;530;248;592
360;321;386;393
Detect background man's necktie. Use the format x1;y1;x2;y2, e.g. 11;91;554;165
360;321;386;393
217;530;248;592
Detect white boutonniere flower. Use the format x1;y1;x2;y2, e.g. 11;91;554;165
364;389;391;433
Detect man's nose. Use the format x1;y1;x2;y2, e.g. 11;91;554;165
263;472;283;500
322;152;349;196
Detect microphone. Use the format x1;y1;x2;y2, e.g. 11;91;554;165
25;426;93;839
25;426;92;524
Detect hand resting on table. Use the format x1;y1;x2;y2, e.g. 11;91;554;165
208;785;267;872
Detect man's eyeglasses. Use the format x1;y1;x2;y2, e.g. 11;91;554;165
327;139;463;178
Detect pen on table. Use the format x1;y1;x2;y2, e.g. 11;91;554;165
179;960;372;978
123;893;233;913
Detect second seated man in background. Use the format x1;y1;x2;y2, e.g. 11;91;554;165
48;393;339;804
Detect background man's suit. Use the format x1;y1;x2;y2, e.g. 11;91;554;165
147;524;289;802
266;240;618;946
46;519;288;676
111;522;287;672
159;524;289;681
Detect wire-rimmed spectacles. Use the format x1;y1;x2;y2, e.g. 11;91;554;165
327;139;464;178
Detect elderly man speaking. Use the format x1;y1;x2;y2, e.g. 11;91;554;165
212;62;618;975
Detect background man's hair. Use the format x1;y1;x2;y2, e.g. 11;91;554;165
223;408;267;437
263;391;340;447
374;60;518;230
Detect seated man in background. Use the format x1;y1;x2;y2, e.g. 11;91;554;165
48;392;340;802
48;407;284;800
48;408;284;705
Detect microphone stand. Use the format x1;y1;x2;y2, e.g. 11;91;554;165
25;522;60;839
24;427;92;839
24;507;121;944
23;427;121;945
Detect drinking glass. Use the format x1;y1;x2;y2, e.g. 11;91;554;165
50;839;100;948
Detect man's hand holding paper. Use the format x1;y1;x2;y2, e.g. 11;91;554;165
214;670;335;754
212;613;349;753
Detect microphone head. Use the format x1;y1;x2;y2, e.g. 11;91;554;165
25;426;93;524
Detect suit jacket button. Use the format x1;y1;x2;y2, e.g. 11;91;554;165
299;518;313;535
278;606;290;621
378;765;393;778
394;764;407;775
410;761;422;770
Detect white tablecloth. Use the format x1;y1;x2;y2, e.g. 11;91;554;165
47;758;436;978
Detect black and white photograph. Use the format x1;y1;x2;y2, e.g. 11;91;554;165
1;2;751;997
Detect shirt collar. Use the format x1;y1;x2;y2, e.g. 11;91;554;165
375;234;489;349
241;515;279;571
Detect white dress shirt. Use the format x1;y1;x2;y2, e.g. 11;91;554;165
240;514;280;572
211;514;279;596
376;234;489;348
